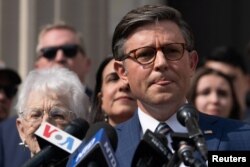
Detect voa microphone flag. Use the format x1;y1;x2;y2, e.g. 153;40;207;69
35;121;83;154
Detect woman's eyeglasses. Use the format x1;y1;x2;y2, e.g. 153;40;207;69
21;107;75;125
39;44;83;60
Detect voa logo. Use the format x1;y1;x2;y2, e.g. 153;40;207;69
42;124;76;152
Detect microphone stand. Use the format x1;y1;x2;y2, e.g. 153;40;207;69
165;151;181;167
169;132;207;167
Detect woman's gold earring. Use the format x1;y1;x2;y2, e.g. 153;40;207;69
104;113;109;123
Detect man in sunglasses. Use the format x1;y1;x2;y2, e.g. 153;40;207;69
0;61;21;122
36;22;92;99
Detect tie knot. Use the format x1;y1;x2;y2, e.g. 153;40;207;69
155;122;171;135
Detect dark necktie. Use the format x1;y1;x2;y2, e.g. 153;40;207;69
155;122;172;136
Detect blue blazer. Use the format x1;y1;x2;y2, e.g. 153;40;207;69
115;111;250;167
0;116;30;167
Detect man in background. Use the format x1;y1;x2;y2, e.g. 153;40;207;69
36;22;92;98
0;60;21;121
0;60;25;167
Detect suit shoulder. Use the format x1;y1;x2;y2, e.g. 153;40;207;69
199;113;250;131
115;117;134;133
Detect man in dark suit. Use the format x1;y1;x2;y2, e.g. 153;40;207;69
0;63;21;121
112;5;250;166
0;116;30;167
0;64;30;167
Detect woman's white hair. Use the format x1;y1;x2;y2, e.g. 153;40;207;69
16;67;86;118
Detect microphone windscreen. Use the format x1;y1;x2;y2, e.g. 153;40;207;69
132;130;172;167
85;122;118;151
177;103;198;126
64;118;90;139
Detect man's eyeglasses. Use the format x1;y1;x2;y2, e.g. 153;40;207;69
0;85;17;99
21;107;75;125
125;43;188;65
39;44;82;60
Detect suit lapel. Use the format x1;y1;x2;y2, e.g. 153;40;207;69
198;113;223;150
115;111;142;166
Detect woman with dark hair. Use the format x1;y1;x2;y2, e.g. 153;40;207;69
187;67;241;119
89;57;137;126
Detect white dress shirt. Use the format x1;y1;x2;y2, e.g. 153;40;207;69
138;107;190;167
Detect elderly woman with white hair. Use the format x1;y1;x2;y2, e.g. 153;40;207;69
16;67;88;159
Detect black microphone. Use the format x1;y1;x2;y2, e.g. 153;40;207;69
22;118;89;167
177;103;208;161
84;122;118;150
131;129;173;167
67;121;118;167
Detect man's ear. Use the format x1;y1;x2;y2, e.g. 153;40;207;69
114;61;128;82
189;50;199;77
84;57;92;73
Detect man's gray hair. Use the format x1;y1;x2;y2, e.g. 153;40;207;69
36;22;86;55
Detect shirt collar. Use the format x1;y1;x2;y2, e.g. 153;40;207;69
138;107;187;135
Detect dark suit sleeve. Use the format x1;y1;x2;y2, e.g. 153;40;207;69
0;116;30;167
0;123;4;167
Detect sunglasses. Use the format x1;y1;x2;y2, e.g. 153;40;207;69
40;44;82;60
0;85;17;99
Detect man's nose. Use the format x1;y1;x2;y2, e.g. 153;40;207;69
153;50;169;71
0;90;7;100
54;50;67;62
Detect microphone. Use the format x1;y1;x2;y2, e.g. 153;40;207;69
131;129;173;167
22;118;89;167
37;118;89;151
67;122;118;167
177;103;208;161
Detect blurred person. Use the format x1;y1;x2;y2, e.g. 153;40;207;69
0;61;23;167
34;54;52;69
112;4;250;166
188;68;241;119
36;22;92;98
0;61;21;121
16;67;87;166
89;57;137;126
243;43;250;122
203;46;249;118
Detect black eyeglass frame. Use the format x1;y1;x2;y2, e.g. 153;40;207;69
123;43;189;65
